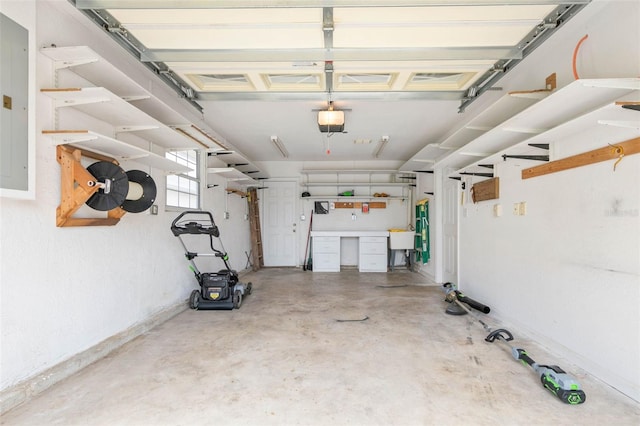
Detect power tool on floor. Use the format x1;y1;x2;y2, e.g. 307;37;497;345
443;283;586;405
486;329;586;405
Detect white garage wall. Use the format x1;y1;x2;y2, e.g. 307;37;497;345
452;0;640;401
257;160;419;267
0;0;253;408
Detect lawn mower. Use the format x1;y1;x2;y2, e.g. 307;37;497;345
171;210;252;310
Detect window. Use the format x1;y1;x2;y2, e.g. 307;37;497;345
165;150;200;209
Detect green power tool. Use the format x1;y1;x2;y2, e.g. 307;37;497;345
486;329;586;405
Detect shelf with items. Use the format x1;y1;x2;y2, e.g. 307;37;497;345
437;78;640;174
300;195;407;201
300;189;410;201
301;169;416;182
300;169;415;200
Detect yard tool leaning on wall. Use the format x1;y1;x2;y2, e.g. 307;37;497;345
443;283;586;405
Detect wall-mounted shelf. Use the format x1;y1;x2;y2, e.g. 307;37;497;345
402;90;548;171
300;170;415;201
456;97;640;175
40;87;195;150
207;167;257;185
40;45;212;227
301;196;405;201
40;45;268;180
304;182;410;187
437;78;640;173
42;130;191;174
40;45;219;149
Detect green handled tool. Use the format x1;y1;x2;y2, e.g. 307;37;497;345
486;329;586;405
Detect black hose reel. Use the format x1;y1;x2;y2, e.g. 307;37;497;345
85;161;157;213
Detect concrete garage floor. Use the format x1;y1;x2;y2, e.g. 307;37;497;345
2;268;639;425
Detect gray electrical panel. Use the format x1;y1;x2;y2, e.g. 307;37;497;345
1;13;29;191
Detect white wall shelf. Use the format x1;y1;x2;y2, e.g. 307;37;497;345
40;45;222;150
40;87;195;150
301;196;406;201
40;45;268;182
304;182;410;187
402;91;546;171
300;170;415;200
437;78;640;173
457;98;640;175
207;167;257;185
42;130;191;174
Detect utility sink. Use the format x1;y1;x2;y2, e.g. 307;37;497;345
389;231;415;249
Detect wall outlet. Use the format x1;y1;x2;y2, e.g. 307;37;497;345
224;211;230;219
150;204;158;215
512;202;527;216
519;201;527;216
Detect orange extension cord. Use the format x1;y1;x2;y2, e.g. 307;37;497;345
572;34;589;80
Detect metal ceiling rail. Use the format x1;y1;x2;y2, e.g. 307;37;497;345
76;0;591;9
458;2;589;112
194;90;464;101
140;47;524;63
70;1;203;110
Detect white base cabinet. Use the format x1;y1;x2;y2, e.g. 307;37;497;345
359;236;388;272
311;231;389;273
311;236;340;272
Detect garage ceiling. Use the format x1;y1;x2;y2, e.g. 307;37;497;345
72;0;589;169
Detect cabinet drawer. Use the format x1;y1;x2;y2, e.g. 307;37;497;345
313;253;340;272
358;254;388;272
359;241;387;255
313;238;340;253
359;236;388;244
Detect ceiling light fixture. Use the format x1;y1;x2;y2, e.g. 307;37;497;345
270;136;289;158
373;136;389;158
318;101;344;133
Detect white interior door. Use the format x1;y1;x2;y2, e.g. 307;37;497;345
262;181;297;266
442;175;459;284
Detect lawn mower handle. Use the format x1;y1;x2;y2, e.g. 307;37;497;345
171;210;219;237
